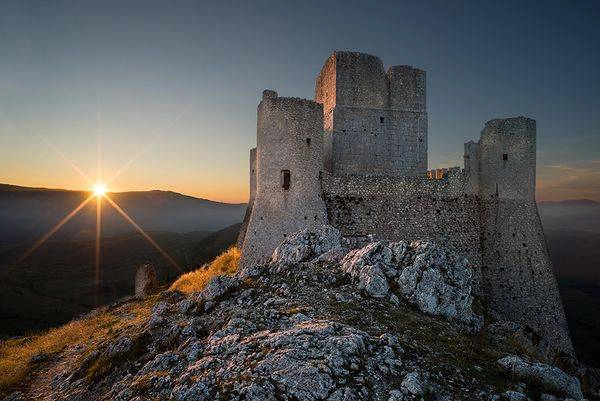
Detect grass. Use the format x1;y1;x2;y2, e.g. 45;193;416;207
169;246;240;294
0;297;155;396
0;247;241;395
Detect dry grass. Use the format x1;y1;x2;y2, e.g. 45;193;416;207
0;297;154;395
169;246;240;294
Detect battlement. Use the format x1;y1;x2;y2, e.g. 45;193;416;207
427;166;461;179
482;117;536;142
315;51;426;113
260;90;323;112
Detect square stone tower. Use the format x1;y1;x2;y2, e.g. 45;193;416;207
315;52;427;177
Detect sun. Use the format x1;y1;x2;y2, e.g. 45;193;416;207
93;183;106;197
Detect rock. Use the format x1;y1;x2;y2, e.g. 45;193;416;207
401;371;427;396
270;225;343;267
1;392;24;401
135;263;159;298
148;301;169;326
197;275;238;301
397;242;482;331
387;389;404;401
492;391;530;401
497;355;583;399
315;248;349;264
340;240;482;330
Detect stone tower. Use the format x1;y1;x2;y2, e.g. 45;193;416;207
239;90;328;267
315;52;427;177
476;117;573;351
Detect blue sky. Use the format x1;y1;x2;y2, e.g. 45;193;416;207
1;0;599;202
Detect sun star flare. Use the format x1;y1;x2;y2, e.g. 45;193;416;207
93;183;106;197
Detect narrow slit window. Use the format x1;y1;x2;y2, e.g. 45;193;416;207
306;137;311;146
380;116;385;124
281;170;291;190
502;153;508;161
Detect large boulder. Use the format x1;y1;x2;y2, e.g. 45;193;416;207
270;225;343;267
497;355;583;400
341;240;482;331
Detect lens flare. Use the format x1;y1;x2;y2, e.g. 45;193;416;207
93;183;106;197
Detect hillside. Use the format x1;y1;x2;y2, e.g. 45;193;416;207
0;224;241;337
1;227;598;400
0;184;246;244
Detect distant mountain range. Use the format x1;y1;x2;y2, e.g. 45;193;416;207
538;199;600;366
0;183;246;245
538;198;600;234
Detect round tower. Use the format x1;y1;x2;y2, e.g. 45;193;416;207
477;117;573;352
240;90;328;267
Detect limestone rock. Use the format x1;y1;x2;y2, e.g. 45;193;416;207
270;225;343;267
135;263;159;298
401;371;427;396
341;240;482;330
497;355;583;399
492;391;530;401
197;275;238;302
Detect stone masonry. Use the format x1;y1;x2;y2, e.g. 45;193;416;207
237;51;573;353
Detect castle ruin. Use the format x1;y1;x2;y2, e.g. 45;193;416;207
237;51;572;352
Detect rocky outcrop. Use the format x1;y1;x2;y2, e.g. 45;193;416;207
340;240;483;331
497;355;583;399
270;225;343;267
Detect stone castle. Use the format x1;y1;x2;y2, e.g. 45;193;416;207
236;51;572;352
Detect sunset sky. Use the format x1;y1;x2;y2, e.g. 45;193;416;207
1;0;599;203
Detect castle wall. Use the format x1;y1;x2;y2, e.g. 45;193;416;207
479;199;572;351
477;117;572;352
464;140;480;194
330;107;427;177
239;91;328;267
322;173;482;289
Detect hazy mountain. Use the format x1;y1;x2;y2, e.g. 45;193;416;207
0;224;241;336
0;183;246;245
538;199;600;366
538;199;600;234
